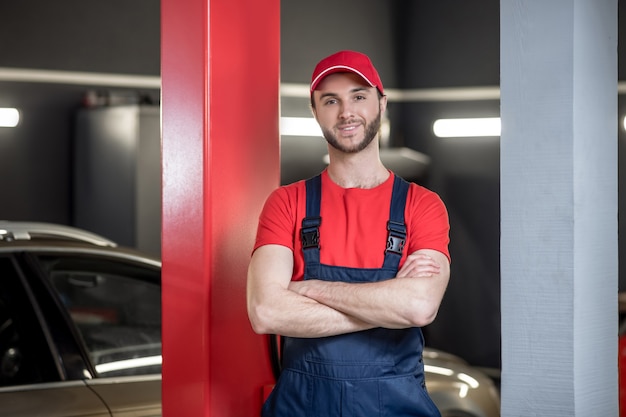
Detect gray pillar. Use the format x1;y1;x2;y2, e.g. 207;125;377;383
500;1;618;415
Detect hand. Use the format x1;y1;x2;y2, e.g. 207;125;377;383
396;252;441;278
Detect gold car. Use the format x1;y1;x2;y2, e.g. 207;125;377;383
0;222;161;416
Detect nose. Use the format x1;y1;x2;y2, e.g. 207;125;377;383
338;101;355;119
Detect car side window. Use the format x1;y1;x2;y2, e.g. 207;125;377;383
39;255;161;378
0;256;60;386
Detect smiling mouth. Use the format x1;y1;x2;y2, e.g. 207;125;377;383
337;123;361;133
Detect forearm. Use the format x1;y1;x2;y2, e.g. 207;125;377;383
249;286;375;337
290;278;430;328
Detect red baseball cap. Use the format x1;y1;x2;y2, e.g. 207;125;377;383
310;50;384;95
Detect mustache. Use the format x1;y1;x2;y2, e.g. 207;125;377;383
336;119;362;128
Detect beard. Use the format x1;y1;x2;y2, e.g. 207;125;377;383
321;109;382;154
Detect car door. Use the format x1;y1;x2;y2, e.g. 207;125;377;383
35;252;162;417
0;254;111;417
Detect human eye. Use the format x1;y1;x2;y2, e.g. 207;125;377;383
323;98;338;106
352;91;369;101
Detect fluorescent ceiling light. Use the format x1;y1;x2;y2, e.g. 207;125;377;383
280;117;322;137
433;117;500;138
0;108;19;127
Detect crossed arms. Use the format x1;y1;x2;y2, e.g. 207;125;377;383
246;244;450;338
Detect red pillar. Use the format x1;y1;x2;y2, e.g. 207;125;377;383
161;1;280;416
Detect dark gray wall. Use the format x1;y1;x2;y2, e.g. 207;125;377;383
0;1;160;74
393;1;500;88
280;1;398;87
0;0;160;224
0;0;623;371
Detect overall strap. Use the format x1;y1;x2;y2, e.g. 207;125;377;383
301;175;322;277
382;175;410;270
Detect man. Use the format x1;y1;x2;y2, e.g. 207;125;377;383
247;50;450;417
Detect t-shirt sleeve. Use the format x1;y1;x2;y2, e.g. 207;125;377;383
253;185;298;254
407;185;451;263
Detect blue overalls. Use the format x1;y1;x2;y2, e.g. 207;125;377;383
262;174;441;417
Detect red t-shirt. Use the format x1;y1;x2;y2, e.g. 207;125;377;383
253;170;450;281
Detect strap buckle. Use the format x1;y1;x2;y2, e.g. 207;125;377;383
386;220;406;255
301;216;321;249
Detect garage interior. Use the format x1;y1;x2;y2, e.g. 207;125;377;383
0;1;621;415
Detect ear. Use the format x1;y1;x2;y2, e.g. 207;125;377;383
379;94;388;114
310;102;318;120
